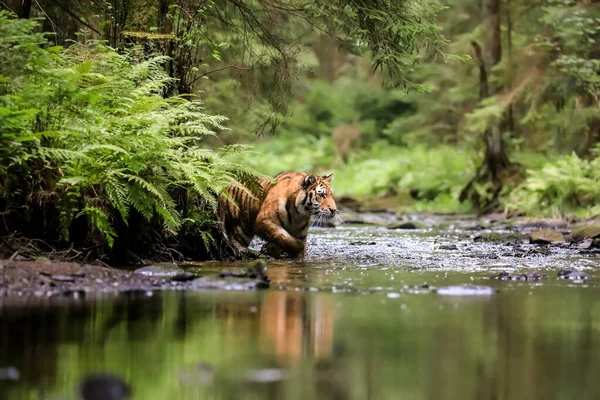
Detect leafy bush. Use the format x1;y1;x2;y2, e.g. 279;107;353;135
0;12;259;257
246;133;477;213
506;151;600;218
278;80;415;146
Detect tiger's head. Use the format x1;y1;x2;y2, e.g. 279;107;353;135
297;174;337;218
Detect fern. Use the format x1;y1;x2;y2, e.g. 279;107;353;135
0;13;261;250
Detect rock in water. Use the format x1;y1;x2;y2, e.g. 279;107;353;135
557;269;589;281
578;238;595;250
529;229;565;244
387;221;426;230
170;272;196;282
492;271;547;281
79;374;131;400
435;285;497;296
0;366;20;381
567;224;600;243
134;263;184;277
219;260;270;283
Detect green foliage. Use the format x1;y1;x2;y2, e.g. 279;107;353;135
0;12;260;250
246;133;476;213
307;0;450;91
506;151;600;218
164;0;449;135
276;80;415;146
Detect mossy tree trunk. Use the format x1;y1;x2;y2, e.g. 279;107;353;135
460;0;520;211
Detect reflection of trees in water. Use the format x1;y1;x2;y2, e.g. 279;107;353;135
0;294;169;398
0;304;63;394
425;294;600;400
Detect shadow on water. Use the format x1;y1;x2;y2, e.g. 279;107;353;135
2;223;600;399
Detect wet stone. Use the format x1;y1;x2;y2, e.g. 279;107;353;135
557;269;589;281
387;221;426;230
79;374;131;400
492;271;547;281
42;273;77;282
578;238;595;250
134;264;184;277
466;252;499;259
350;241;377;245
529;229;565;244
0;366;20;381
567;224;600;242
170;272;196;282
438;244;458;250
219;260;269;283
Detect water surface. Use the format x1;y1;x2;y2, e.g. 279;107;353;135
2;222;600;400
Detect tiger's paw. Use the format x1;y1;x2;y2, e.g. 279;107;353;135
260;242;286;259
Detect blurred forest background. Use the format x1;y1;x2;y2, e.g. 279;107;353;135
1;0;599;260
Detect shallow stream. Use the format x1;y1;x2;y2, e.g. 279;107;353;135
2;218;600;399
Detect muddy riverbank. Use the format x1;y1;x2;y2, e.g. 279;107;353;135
0;259;269;301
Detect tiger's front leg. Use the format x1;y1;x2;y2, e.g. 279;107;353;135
255;220;305;259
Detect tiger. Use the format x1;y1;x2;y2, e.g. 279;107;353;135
218;172;337;259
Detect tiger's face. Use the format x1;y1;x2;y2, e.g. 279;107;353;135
297;174;337;218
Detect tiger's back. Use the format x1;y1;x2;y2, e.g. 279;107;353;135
217;174;277;249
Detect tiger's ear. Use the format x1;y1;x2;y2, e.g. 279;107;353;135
322;174;334;183
301;174;317;189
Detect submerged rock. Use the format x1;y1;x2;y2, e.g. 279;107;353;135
435;285;497;296
0;366;20;381
492;271;547;281
219;260;270;285
529;229;565;244
134;263;184;277
179;362;215;386
557;269;589;281
243;368;287;383
79;374;131;400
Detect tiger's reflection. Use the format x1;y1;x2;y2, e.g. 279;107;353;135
260;290;335;361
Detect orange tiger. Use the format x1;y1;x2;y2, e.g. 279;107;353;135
218;172;337;259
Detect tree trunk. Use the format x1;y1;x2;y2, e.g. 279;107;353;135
6;0;33;18
460;0;518;210
19;0;32;18
313;35;347;83
482;0;509;178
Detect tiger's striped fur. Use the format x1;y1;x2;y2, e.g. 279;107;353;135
218;172;337;259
